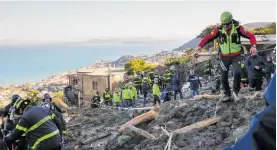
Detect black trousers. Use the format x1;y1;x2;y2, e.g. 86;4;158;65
153;95;160;105
250;78;263;91
220;55;241;95
174;90;183;100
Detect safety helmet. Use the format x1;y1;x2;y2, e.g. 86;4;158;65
14;99;31;115
42;93;52;102
11;94;21;104
220;11;233;24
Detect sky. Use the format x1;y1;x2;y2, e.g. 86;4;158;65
0;1;275;45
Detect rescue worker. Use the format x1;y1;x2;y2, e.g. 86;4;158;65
42;93;62;113
130;85;137;107
41;102;67;137
113;88;122;107
152;78;161;106
240;62;248;88
163;70;172;87
245;48;265;91
0;94;21;137
194;11;257;101
41;93;67;136
141;79;150;107
187;69;202;100
4;98;63;150
91;90;101;108
121;85;132;107
133;76;142;95
149;70;155;86
171;75;183;100
264;56;275;85
103;88;113;106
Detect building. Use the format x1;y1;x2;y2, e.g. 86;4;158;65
67;65;126;101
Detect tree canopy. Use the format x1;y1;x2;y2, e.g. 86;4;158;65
124;59;155;75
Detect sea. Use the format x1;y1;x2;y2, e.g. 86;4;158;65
0;42;184;85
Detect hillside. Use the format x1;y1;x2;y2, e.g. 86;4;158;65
172;37;202;51
243;22;275;30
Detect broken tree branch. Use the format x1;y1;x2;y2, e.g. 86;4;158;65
172;116;221;134
118;106;159;133
127;125;158;140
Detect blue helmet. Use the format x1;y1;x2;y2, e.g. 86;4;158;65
11;94;21;104
42;93;52;102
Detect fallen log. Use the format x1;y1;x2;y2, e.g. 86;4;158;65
81;130;112;145
127;125;158;140
118;106;159;133
73;145;79;150
194;94;221;100
172;116;221;134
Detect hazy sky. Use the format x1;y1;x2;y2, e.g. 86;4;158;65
0;1;275;44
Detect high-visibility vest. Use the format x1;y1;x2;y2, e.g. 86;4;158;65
218;25;241;55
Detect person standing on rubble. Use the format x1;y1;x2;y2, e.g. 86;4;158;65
133;75;142;95
130;85;137;106
194;11;257;101
240;56;248;88
103;88;113;106
244;48;265;91
152;78;161;106
91;90;101;108
121;85;133;107
171;75;183;100
187;69;202;100
113;88;122;107
264;56;275;85
141;79;150;107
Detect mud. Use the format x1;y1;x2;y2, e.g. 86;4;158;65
66;81;266;150
105;91;266;150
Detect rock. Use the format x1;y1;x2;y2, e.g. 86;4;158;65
232;125;249;140
118;135;131;146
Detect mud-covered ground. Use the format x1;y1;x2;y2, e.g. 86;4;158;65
65;87;266;150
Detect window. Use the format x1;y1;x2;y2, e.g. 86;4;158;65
92;81;98;90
